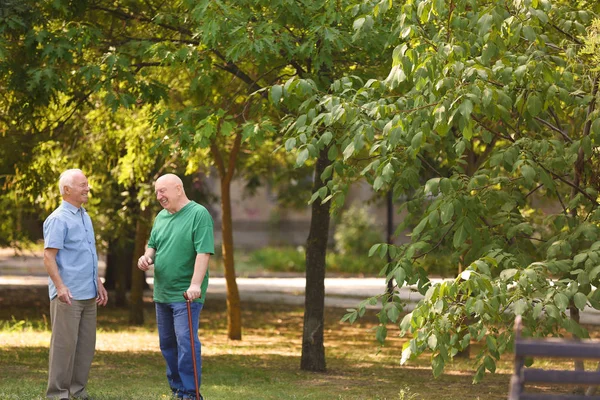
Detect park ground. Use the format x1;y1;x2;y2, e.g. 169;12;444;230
0;249;593;399
0;285;516;400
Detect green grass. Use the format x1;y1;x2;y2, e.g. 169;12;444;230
0;288;515;400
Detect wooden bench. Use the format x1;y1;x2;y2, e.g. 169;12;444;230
509;315;600;400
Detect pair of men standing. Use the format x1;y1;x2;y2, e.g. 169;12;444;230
44;170;213;400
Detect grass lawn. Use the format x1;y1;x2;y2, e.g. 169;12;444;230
1;287;514;400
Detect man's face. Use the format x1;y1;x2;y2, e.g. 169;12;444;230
65;173;90;206
155;178;180;213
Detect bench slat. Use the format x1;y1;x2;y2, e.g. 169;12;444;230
520;394;600;400
516;339;600;359
523;368;600;385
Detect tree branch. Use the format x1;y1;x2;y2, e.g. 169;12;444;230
471;115;515;143
534;116;573;143
550;22;583;45
413;221;456;260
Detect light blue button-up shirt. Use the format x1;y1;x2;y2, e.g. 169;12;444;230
43;201;98;301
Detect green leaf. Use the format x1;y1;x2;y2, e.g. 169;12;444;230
375;325;387;344
527;94;542;117
453;225;467;248
459;99;473;119
500;269;518;280
484;355;496;373
343;142;355;160
521;165;536;184
285;138;296;151
574;293;587;310
428;334;438;350
440;178;452;195
514;299;527;315
296;148;309;167
400;314;413;333
327;145;338;161
523;25;537;41
379;244;388;259
411;131;423;149
400;344;412;365
387;304;401;323
321;131;333;146
474;299;485;315
270;85;283;105
589;265;600;280
477;14;493;37
440;202;454;224
432;354;444;377
434;299;444;313
545;304;560;319
429;209;440;228
482;88;493;108
591;118;600;139
368;244;381;257
394;267;406;285
554;293;569;311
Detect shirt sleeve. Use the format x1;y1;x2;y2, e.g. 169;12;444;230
147;225;157;249
193;209;214;255
43;217;66;250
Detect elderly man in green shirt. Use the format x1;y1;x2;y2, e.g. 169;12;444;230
138;174;214;400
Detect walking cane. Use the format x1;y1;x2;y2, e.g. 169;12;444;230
183;292;201;400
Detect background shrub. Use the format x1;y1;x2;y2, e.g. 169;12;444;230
333;205;383;256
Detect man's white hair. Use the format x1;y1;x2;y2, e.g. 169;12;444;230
58;169;84;195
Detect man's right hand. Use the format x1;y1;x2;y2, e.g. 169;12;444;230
137;255;154;271
57;286;73;305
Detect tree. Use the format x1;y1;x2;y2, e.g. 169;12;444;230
75;0;395;352
282;0;600;382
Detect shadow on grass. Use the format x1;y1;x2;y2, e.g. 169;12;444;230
1;287;513;400
0;341;512;400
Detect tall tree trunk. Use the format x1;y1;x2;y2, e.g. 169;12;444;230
221;178;242;340
301;148;332;372
386;190;394;298
129;207;151;325
210;135;243;341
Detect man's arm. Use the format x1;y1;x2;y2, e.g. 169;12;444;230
44;248;72;305
185;253;210;301
137;248;156;271
96;277;108;306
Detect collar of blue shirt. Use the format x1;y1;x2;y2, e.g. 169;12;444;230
62;200;85;214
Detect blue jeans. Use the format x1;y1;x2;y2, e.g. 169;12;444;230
155;302;203;399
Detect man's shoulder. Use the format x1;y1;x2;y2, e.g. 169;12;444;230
189;201;209;213
44;206;67;223
189;202;213;221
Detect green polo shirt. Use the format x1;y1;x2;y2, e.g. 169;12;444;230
148;201;214;303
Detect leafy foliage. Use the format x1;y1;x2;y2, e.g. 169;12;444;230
281;0;600;381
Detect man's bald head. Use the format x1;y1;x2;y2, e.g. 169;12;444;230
154;174;189;213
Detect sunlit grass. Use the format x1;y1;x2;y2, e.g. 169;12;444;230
0;290;517;399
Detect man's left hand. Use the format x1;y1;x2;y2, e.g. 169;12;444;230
97;280;108;306
185;283;202;301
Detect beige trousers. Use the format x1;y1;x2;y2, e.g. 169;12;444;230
46;298;97;399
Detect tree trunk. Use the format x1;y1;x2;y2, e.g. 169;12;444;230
106;238;133;307
221;178;242;340
301;148;332;372
129;207;151;325
386;190;394;298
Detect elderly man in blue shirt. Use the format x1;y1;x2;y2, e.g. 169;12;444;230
43;169;108;400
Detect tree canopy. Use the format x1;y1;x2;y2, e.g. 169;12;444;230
280;0;600;381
